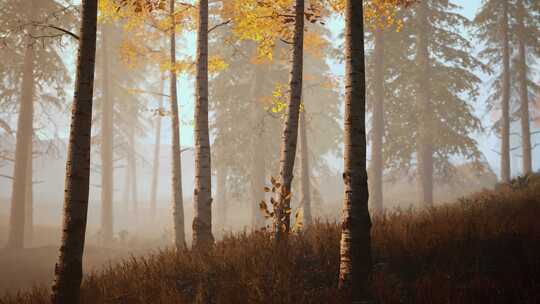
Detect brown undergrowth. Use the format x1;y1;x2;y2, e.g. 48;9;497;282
2;175;540;303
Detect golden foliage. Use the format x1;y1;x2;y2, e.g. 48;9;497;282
99;0;196;72
258;176;304;235
325;0;416;31
208;55;229;74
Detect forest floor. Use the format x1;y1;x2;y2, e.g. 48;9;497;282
0;244;135;296
1;174;540;303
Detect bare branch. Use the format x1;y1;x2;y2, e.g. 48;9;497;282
0;119;13;135
0;155;15;162
490;149;501;155
31;22;79;40
208;19;231;33
280;38;293;45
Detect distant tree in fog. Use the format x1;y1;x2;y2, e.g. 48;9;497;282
92;18;152;244
98;22;114;245
475;0;540;178
99;0;190;249
149;74;166;217
379;0;483;206
209;40;284;230
1;0;73;249
168;0;186;250
475;0;513;182
209;34;340;231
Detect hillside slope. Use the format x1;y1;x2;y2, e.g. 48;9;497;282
2;175;540;304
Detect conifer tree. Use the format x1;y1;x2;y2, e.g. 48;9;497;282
513;0;539;174
2;0;72;249
474;0;513;182
381;0;483;205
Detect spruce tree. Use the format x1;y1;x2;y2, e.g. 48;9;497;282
382;0;483;206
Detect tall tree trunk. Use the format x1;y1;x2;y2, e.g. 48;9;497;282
128;118;137;213
170;0;186;250
150;75;165;217
7;8;35;249
299;110;312;227
251;140;266;229
250;64;266;229
123;163;130;210
415;1;434;207
338;0;372;301
100;23;114;244
215;167;227;230
274;0;304;240
500;0;511;182
24;135;33;246
370;28;384;215
192;0;214;249
51;0;98;302
517;0;531;175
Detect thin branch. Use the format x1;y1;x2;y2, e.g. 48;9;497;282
31;22;79;40
0;119;13;135
0;155;15;162
208;19;231;33
122;87;171;98
29;33;67;40
47;24;79;40
280;38;293;45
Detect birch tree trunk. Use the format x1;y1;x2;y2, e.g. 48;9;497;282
7;7;35;249
338;0;372;301
500;0;511;182
250;64;266;229
192;0;214;249
274;0;304;240
100;23;114;244
415;1;434;207
299;110;312;227
517;0;532;175
150;75;165;217
370;28;384;215
51;0;98;302
170;0;186;249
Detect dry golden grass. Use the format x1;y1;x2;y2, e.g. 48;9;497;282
2;175;540;303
